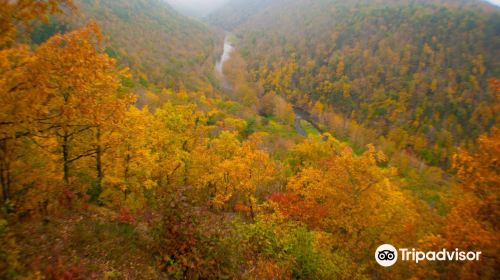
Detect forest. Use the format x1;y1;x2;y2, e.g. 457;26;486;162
0;0;498;279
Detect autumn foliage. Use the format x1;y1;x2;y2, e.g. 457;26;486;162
0;0;499;279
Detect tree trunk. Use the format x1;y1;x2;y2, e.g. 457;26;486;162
248;197;255;222
96;127;103;189
63;132;69;185
0;140;10;202
124;145;131;181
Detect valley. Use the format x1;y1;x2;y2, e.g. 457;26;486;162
0;0;498;279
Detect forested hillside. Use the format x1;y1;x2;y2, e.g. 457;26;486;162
32;0;221;90
212;0;499;167
0;0;498;279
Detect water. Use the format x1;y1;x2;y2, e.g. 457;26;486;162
293;107;323;137
215;35;234;75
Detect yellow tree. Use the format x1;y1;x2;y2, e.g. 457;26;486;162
273;137;417;267
100;107;157;209
89;73;134;191
286;134;341;173
0;0;74;206
0;0;75;47
0;46;37;202
194;131;275;219
150;102;207;190
423;128;499;279
33;23;129;189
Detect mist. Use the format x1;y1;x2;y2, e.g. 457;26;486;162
486;0;500;6
166;0;500;17
165;0;230;17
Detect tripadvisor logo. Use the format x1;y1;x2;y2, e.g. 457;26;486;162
375;244;398;267
375;244;482;267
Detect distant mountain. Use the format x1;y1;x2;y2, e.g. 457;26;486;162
210;0;497;30
38;0;221;89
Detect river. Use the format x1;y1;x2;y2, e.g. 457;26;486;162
215;35;234;87
215;35;320;137
293;107;323;137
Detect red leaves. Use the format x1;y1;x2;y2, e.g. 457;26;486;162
118;208;135;225
57;188;75;210
269;192;329;229
233;203;251;214
45;256;86;280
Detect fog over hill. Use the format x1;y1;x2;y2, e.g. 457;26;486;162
485;0;500;6
164;0;230;17
165;0;499;19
